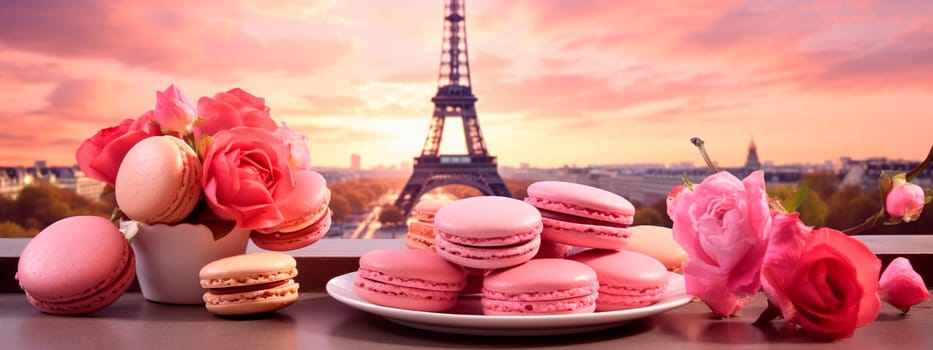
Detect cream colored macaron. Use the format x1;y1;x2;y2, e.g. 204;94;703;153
115;136;202;224
623;225;688;273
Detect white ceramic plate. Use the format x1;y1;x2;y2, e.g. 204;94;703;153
326;271;692;336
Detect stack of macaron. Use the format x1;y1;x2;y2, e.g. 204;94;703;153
404;198;451;251
517;181;671;312
250;170;333;251
352;182;682;316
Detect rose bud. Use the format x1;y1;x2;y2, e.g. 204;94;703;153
154;84;197;134
885;178;925;223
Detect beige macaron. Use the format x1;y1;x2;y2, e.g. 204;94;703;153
624;225;688;273
115;136;202;225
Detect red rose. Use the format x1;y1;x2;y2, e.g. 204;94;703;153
75;111;161;186
194;88;277;138
761;214;881;340
201;126;295;230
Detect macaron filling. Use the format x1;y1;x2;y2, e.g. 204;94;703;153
597;282;667;309
525;196;633;225
201;268;298;288
435;234;541;260
204;280;300;305
436;227;541;247
252;210;331;245
208;280;291;295
408;221;435;235
538;209;630;228
541;217;633;239
354;277;460;302
357;268;465;291
482;282;599;301
481;293;598;314
258;190;331;234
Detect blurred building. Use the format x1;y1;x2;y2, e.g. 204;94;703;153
504;139;806;205
350;154;361;171
0;167;32;199
0;161;104;200
745;139;761;169
840;157;933;188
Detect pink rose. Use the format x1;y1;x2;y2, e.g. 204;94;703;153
885;179;925;223
761;215;881;340
276;123;312;170
878;257;929;312
194;88;277;138
666;184;694;219
153;84;197;134
672;170;772;316
75;111;161;186
201;126;296;230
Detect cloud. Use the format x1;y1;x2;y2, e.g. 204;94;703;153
292;123;384;144
36;79;151;123
476;66;742;127
0;0;354;80
302;94;368;115
634;99;749;123
807;29;933;91
0;57;65;84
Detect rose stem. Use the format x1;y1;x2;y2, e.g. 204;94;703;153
691;137;722;173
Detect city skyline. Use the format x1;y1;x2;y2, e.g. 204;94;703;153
1;1;932;170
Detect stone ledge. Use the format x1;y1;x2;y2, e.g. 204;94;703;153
2;236;931;293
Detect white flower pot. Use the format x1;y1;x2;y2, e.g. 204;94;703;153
128;221;250;304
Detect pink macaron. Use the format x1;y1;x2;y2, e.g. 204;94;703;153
16;216;136;315
199;252;300;316
405;198;451;251
569;249;669;311
354;249;466;312
251;170;332;251
482;258;599;315
115;135;202;224
434;196;543;270
533;239;572;259
524;181;634;249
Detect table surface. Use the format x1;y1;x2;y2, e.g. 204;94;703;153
2;291;930;350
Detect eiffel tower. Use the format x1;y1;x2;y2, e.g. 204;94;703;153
394;0;511;216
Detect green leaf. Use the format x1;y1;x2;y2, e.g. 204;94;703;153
781;180;809;213
682;171;694;186
926;195;932;205
877;170;904;213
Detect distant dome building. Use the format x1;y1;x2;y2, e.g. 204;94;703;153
744;138;761;169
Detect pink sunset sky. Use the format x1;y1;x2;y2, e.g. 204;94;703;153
0;0;931;169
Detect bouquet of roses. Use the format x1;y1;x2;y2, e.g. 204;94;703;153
75;85;331;250
667;138;931;340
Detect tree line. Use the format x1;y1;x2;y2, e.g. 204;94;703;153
3;173;929;238
0;183;112;237
631;171;933;234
